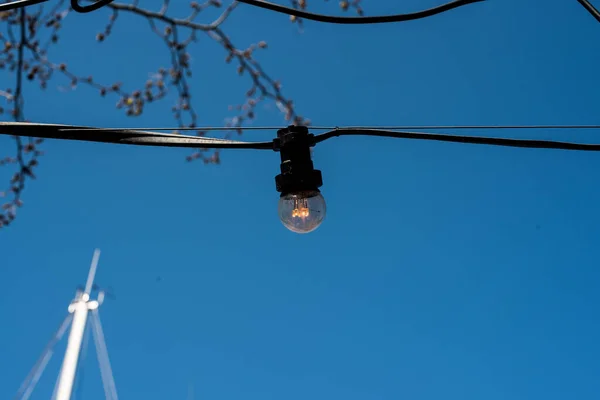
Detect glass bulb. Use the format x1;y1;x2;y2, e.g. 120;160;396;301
278;190;326;234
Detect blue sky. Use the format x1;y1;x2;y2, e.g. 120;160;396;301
1;0;600;398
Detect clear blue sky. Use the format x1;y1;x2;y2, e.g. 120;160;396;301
2;0;600;399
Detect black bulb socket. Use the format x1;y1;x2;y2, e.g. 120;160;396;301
273;125;323;196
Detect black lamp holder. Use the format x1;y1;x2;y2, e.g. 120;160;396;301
273;125;323;196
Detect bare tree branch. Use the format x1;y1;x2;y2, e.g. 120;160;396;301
0;0;365;228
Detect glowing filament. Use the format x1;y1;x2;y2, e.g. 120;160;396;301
292;198;310;218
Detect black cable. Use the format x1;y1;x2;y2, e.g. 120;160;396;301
577;0;600;23
236;0;484;24
0;0;46;12
59;126;293;132
0;122;274;150
0;0;115;12
329;125;600;131
5;122;600;152
70;0;114;13
314;128;600;152
54;124;600;132
2;0;597;24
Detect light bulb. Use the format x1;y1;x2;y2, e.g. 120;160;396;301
278;190;326;234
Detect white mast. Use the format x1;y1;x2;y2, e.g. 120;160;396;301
54;249;102;400
14;248;118;400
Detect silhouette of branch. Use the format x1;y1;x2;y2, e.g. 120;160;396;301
0;0;365;228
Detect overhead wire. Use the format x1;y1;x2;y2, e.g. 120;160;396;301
4;122;600;152
70;0;115;13
236;0;484;24
61;126;316;131
0;0;115;13
314;128;600;152
0;122;274;150
0;0;46;13
0;0;598;25
56;124;600;132
237;0;600;25
321;125;600;131
577;0;600;23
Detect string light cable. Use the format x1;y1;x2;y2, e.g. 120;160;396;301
4;122;600;234
0;0;598;23
0;0;115;13
236;0;484;24
3;122;600;152
235;0;600;25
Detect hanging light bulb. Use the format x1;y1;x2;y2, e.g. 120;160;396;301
278;189;326;234
273;125;326;234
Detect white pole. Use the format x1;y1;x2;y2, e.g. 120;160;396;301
54;249;100;400
54;300;89;400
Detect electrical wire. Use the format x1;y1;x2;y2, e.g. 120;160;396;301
0;0;46;13
314;128;600;152
578;0;600;23
0;0;115;13
70;0;114;13
239;0;600;25
4;122;600;152
236;0;484;24
55;124;600;132
324;125;600;131
0;0;597;22
61;126;312;131
0;122;274;150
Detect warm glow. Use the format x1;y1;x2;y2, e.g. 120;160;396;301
292;207;310;218
278;190;326;234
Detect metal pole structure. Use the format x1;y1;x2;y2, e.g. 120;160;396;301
54;249;101;400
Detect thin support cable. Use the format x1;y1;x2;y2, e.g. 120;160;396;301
188;383;195;400
14;315;73;400
90;311;113;400
20;352;54;400
236;0;484;24
51;368;60;400
314;128;600;151
91;310;119;400
321;125;600;131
